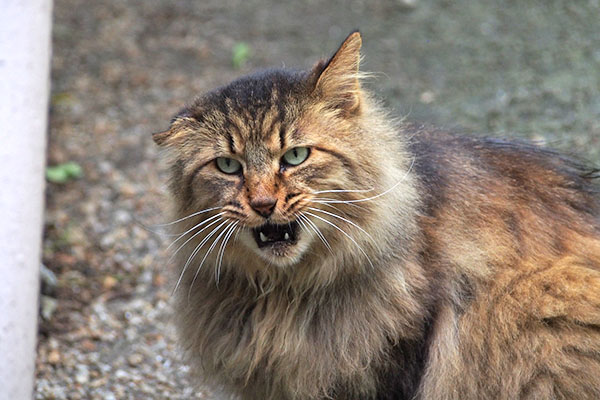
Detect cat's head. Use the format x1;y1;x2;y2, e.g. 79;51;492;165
154;32;414;273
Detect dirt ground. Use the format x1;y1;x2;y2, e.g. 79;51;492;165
37;0;600;398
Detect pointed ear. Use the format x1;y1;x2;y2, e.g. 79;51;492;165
152;128;173;146
152;117;193;146
310;30;363;115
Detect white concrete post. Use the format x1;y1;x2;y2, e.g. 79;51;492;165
0;1;53;399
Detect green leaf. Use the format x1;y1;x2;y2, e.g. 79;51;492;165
232;42;251;69
46;162;83;183
61;162;83;178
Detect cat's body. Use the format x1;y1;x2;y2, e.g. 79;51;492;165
154;32;600;399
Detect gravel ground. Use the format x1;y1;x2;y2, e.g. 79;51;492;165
37;0;600;398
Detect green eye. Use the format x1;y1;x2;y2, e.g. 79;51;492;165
216;157;242;174
282;147;310;166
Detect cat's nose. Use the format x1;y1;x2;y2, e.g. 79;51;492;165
249;197;277;218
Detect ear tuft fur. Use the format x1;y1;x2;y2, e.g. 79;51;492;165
152;128;173;146
152;117;194;146
311;31;363;115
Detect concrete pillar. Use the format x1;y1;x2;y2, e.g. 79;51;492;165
0;0;53;399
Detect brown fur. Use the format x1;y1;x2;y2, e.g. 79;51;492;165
153;31;600;399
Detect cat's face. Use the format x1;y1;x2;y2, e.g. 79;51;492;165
188;106;331;265
155;32;394;270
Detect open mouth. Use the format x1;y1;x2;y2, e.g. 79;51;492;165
252;221;299;248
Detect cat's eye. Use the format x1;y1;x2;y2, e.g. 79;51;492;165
216;157;242;174
282;147;310;167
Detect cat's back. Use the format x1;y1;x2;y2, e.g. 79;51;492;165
408;124;599;218
405;125;600;399
407;124;600;259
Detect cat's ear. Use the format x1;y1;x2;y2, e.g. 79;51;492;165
152;117;193;146
310;30;363;115
152;128;173;146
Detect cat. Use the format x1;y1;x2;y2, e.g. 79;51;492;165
153;31;600;399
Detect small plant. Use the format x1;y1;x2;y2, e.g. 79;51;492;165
46;162;83;183
232;42;251;69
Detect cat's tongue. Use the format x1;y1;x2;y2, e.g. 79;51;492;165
253;221;298;248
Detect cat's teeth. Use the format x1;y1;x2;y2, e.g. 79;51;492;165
284;232;290;240
259;232;268;242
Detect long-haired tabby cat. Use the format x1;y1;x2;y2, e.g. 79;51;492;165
153;31;600;399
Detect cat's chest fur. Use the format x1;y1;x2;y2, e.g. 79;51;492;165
175;259;432;400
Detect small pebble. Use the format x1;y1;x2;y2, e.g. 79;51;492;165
128;353;144;366
103;275;118;290
115;369;129;380
48;349;61;365
81;339;97;352
75;365;90;384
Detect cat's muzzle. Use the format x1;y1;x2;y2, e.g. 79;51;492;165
252;221;299;248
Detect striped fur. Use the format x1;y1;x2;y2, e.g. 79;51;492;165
154;32;600;399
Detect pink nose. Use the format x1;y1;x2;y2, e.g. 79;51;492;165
250;197;277;218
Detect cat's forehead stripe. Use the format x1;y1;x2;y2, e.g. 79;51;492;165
226;131;236;155
223;113;246;154
279;125;286;150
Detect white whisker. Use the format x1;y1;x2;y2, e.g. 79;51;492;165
172;218;228;295
167;215;225;267
299;213;333;253
152;206;221;227
305;211;374;269
295;213;311;236
311;188;374;195
233;225;244;242
215;222;239;286
295;213;317;249
311;197;366;210
188;220;236;298
309;201;356;217
312;157;415;205
167;212;226;252
306;206;380;251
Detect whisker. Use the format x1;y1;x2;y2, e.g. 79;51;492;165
311;197;366;210
167;214;225;267
294;213;311;236
311;188;374;195
308;200;356;218
300;214;332;251
312;157;416;205
215;222;239;286
305;211;374;269
151;206;222;227
306;206;380;251
295;213;316;248
182;219;230;273
188;220;236;299
234;225;244;242
172;218;228;295
166;212;226;252
298;213;333;254
132;216;185;237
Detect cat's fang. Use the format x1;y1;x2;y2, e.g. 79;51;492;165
252;221;299;249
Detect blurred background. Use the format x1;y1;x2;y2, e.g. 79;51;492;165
38;0;600;398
